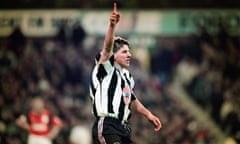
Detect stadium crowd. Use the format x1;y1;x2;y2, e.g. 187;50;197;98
182;24;240;143
0;21;239;144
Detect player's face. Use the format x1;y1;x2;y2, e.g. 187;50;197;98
115;44;131;68
32;98;45;113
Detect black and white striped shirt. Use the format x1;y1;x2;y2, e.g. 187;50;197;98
90;53;136;123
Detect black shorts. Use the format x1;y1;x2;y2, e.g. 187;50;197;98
92;117;133;144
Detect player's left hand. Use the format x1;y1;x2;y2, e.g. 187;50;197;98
148;114;162;131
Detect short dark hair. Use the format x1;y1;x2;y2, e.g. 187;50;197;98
113;37;130;53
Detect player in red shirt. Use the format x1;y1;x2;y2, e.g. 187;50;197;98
16;97;62;144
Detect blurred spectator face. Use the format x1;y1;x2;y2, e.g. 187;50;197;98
31;97;45;113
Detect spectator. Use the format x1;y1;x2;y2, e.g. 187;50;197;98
71;20;86;48
7;25;26;57
55;20;67;46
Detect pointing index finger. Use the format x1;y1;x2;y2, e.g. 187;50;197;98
113;2;117;12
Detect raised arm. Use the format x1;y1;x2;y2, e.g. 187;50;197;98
131;99;162;131
99;3;120;64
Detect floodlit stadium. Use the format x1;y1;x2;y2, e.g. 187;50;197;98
0;1;239;144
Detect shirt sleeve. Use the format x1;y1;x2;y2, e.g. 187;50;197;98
95;52;115;79
129;74;135;90
131;90;137;101
95;52;114;66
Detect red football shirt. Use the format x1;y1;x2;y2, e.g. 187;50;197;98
28;110;62;136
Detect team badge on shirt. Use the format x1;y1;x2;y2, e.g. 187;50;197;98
41;115;49;124
123;85;131;106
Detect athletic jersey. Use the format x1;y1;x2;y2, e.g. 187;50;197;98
90;53;136;123
28;110;62;136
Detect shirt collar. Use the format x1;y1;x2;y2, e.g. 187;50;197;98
115;63;128;74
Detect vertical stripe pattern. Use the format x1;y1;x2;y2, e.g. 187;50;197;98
90;53;136;122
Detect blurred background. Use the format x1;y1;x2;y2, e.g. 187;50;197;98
0;0;240;144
